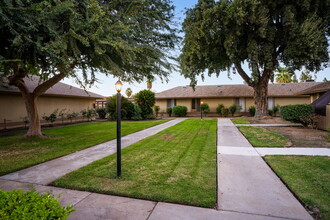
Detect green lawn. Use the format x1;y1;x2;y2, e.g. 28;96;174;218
52;119;217;207
231;117;250;124
238;126;288;147
265;156;330;219
0;120;170;176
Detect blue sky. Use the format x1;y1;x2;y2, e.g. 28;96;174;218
62;0;329;97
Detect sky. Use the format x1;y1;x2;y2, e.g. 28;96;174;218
62;0;329;97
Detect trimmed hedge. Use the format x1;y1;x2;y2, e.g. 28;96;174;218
280;104;313;122
172;106;188;117
0;190;74;219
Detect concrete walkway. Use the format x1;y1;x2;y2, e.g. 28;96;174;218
0;118;186;185
0;118;322;219
217;119;313;220
256;147;330;156
0;179;286;220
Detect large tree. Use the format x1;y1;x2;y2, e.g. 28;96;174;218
180;0;329;118
0;0;178;137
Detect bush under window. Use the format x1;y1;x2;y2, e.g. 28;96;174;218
172;106;188;117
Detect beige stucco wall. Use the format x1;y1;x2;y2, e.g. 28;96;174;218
0;93;96;123
245;98;255;110
155;99;167;112
274;97;310;106
155;96;312;113
318;104;330;130
200;98;235;112
177;99;192;112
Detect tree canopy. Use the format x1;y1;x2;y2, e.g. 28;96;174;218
0;0;178;136
180;0;329;118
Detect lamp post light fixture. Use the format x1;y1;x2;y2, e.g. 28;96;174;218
200;101;203;119
115;80;123;177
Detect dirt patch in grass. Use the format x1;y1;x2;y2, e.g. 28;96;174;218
242;116;295;124
265;127;330;148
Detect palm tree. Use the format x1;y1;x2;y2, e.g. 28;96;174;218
125;88;132;98
275;67;296;83
147;78;153;90
299;70;314;82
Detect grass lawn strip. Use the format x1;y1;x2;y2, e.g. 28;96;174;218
52;119;217;207
265;156;330;220
0;120;171;176
238;126;288;147
230;117;250;124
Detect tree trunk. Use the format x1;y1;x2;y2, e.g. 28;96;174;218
253;79;269;119
9;72;66;138
24;95;44;137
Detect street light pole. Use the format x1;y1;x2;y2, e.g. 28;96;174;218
115;80;123;177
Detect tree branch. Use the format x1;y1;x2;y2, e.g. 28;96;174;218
234;62;253;86
33;72;66;97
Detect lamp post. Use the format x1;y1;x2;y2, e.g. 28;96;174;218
115;80;123;177
200;101;203;119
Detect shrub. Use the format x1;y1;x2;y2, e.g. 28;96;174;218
130;104;142;120
81;109;96;121
201;103;210;116
216;104;224;116
106;95;136;120
0;190;74;219
134;89;156;119
299;113;321;128
221;107;229;117
66;112;79;123
145;114;156;119
42;109;58;126
58;109;66;124
154;105;160;117
272;105;280;116
229;105;237;116
172;106;188;117
166;107;172;117
248;106;256;117
268;109;274;116
280;104;313;123
96;108;107;119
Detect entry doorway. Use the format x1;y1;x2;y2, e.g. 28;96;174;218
192;98;201;112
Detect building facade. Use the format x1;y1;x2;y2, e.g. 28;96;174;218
155;83;320;115
0;76;104;128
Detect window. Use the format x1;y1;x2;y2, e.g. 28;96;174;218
235;98;245;112
268;97;274;110
167;99;176;108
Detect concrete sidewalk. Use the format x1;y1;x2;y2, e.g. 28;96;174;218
0;179;285;220
0;118;318;219
217;119;313;220
0;118;186;185
256;147;330;156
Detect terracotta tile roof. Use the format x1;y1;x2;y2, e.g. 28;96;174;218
155;82;321;99
297;81;330;95
0;76;104;99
